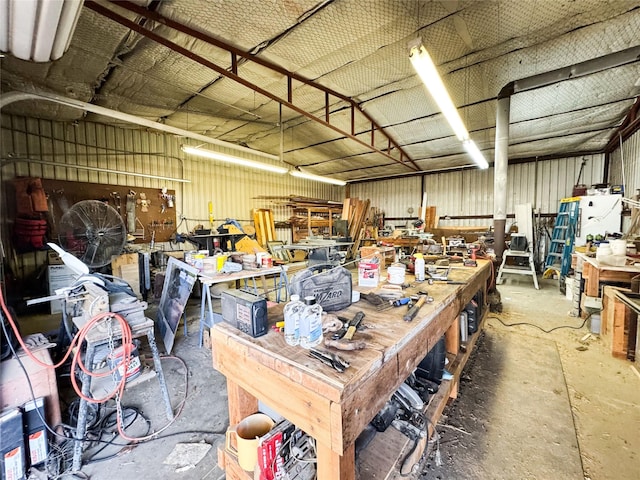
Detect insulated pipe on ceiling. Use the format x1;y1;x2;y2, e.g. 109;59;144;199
493;45;640;261
0;90;280;161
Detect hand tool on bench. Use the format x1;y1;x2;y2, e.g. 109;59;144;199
324;338;366;350
308;348;350;372
403;294;427;322
332;311;365;340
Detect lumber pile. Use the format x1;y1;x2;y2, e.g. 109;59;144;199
343;197;371;259
254;195;374;259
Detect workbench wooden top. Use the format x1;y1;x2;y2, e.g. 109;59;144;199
211;260;490;456
577;251;640;272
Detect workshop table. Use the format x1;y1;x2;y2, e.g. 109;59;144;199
211;260;491;479
577;252;640;297
198;265;289;347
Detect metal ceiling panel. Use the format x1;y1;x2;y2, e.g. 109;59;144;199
158;0;322;53
2;0;640;183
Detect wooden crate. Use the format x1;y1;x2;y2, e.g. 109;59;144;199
601;286;634;359
0;348;62;429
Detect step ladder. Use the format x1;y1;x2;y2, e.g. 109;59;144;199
544;197;581;278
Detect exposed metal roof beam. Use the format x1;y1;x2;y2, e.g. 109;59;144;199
604;97;640;152
86;0;420;172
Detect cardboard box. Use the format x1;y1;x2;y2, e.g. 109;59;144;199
47;265;76;314
360;246;383;265
358;262;380;287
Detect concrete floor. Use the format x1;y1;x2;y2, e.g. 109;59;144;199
17;272;640;479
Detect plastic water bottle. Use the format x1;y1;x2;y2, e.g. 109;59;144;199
283;294;303;346
300;296;323;349
415;253;425;282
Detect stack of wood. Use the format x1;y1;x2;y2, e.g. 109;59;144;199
254;195;375;258
343;197;371;259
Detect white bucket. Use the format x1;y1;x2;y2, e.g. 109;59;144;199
609;239;627;256
596;243;612;262
387;264;406;285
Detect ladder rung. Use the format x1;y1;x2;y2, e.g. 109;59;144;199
551;239;565;244
547;253;562;258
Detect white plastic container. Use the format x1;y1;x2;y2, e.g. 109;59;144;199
609;239;627;256
596;243;612;262
387;264;406;285
283;294;303;346
414;255;425;282
300;296;323;349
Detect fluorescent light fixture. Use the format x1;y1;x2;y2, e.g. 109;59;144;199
182;145;288;174
1;0;84;62
463;139;489;169
409;39;469;142
290;169;346;186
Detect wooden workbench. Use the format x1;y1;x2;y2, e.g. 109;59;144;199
211;260;491;479
577;252;640;297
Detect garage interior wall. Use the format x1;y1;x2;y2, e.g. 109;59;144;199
0;114;343;279
608;129;640;198
2;112;638;279
350;154;606;228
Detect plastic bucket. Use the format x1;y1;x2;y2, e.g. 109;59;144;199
387;264;406;285
609;239;627;256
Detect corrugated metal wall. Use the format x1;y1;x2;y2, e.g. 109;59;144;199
2;111;638;282
608;129;640;197
1;114;341;279
347;176;422;228
350;154;606;229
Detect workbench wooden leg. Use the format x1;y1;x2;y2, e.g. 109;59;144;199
226;379;259;425
445;319;460;355
315;442;355;480
584;262;600;297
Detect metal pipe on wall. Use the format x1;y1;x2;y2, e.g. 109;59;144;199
1;157;191;183
0;90;279;160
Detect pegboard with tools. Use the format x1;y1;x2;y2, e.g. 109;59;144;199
41;179;177;244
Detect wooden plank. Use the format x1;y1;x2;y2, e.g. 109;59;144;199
583;261;600;297
316;441;355;480
445;317;460;355
342;198;351;220
226;380;259;425
612;293;631;358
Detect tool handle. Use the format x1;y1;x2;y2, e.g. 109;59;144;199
344;311;365;340
403;296;426;322
392;297;411;307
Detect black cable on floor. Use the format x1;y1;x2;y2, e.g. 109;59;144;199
488;314;591;334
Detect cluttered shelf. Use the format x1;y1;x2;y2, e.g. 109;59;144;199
211;261;491;480
357;307;488;478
